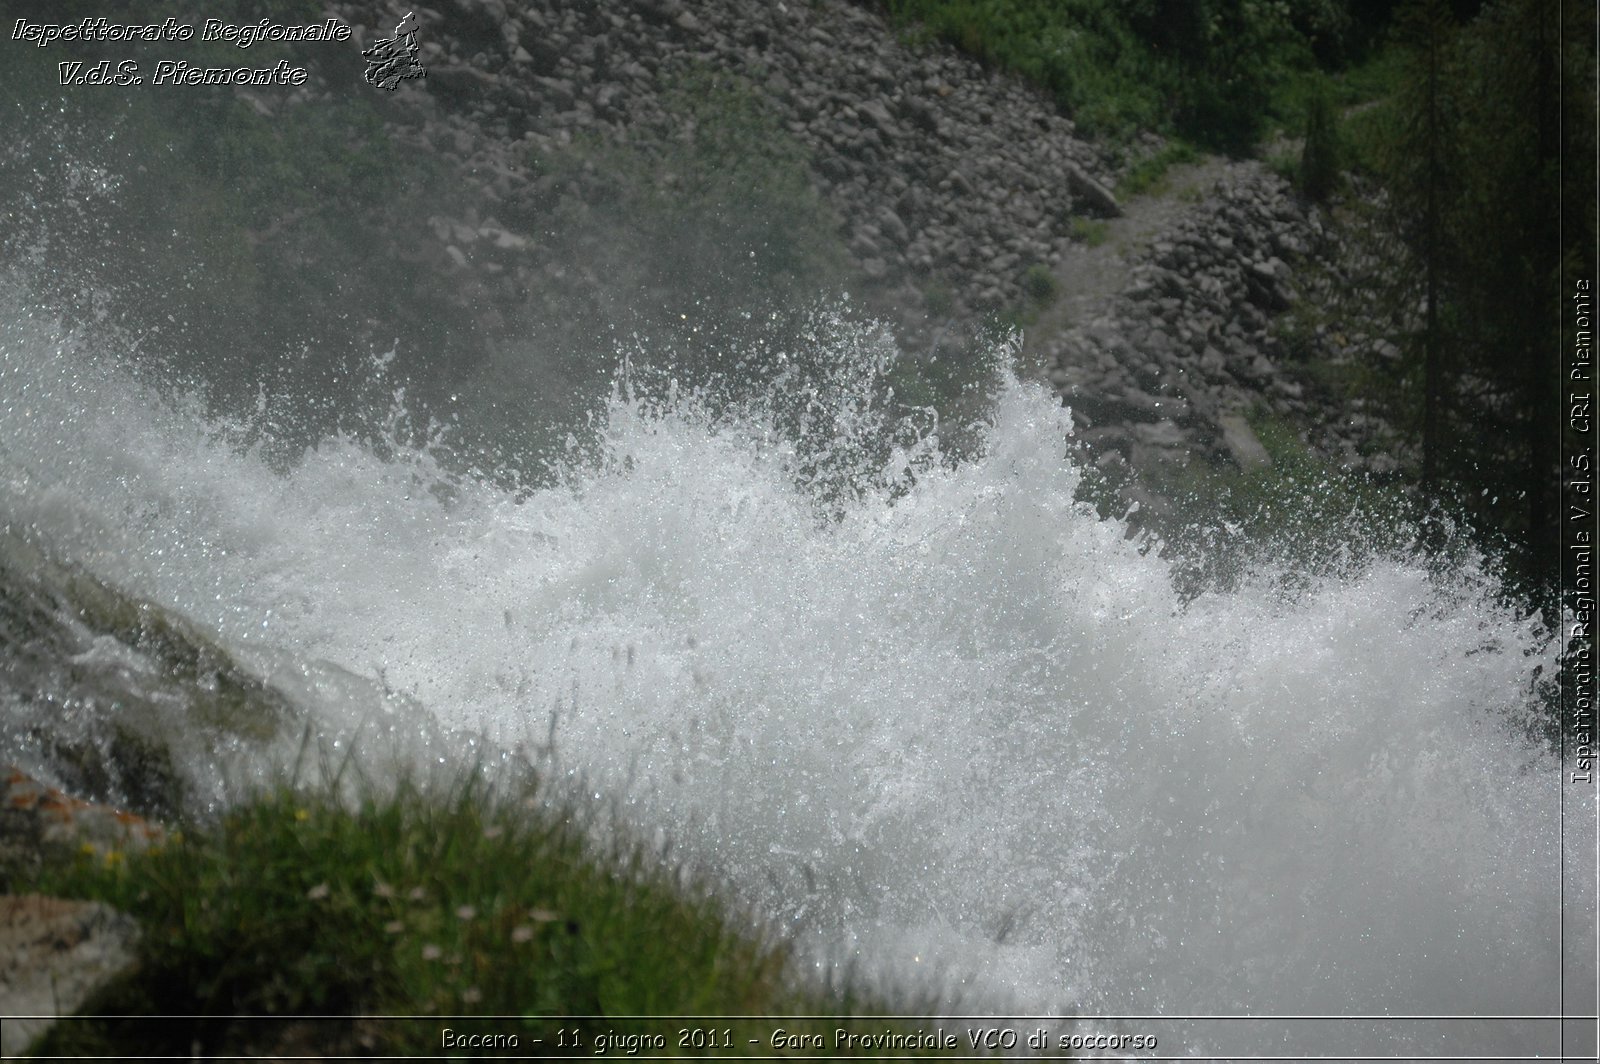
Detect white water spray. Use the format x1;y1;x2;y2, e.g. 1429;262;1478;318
1;299;1588;1058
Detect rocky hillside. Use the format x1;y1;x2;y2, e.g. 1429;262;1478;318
6;0;1401;529
1030;159;1410;523
331;0;1122;323
290;0;1388;514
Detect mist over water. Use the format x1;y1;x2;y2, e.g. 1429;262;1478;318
1;288;1588;1057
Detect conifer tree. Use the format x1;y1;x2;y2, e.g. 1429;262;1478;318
1383;0;1460;492
1299;86;1343;202
1375;0;1594;608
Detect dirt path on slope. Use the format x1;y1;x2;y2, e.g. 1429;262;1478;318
1017;154;1243;379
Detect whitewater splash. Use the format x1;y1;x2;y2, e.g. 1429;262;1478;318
1;297;1589;1058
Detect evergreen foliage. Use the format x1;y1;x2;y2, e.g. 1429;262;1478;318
1298;86;1344;201
1364;0;1594;608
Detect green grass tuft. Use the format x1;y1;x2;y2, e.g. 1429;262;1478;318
1115;142;1199;199
1068;217;1110;247
1021;263;1060;304
24;769;938;1057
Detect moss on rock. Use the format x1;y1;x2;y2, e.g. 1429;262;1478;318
1;529;295;821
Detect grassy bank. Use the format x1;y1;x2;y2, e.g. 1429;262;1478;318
1;533;951;1058
23;768;946;1058
880;0;1380;153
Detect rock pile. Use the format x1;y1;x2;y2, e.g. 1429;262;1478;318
324;0;1121;335
22;0;1407;525
312;0;1404;503
1036;160;1410;518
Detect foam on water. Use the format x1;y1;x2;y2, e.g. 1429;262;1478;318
1;300;1588;1055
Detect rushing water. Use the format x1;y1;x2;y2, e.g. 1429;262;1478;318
0;289;1590;1059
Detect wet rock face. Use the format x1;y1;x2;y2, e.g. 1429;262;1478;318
0;530;295;823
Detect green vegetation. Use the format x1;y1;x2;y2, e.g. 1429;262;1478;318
1264;148;1301;186
1204;406;1409;543
880;0;1373;152
1114;141;1199;199
1068;217;1110;247
1253;83;1343;195
23;770;932;1058
981;263;1062;346
1063;0;1598;631
1297;87;1344;200
1021;262;1060;305
1338;0;1595;613
1324;45;1416;176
